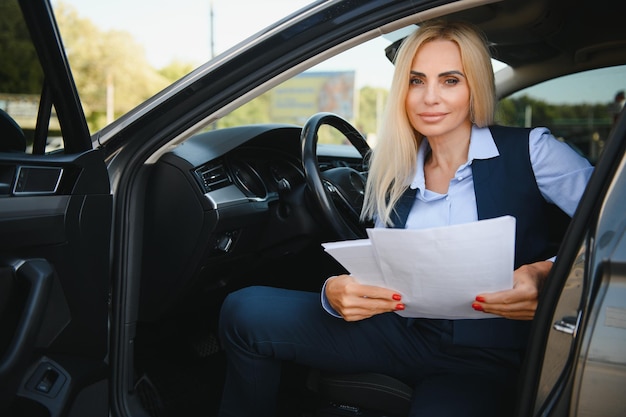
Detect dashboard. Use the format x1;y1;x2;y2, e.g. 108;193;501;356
139;124;363;320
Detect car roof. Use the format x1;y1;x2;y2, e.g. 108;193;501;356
448;0;626;96
383;0;624;97
457;0;622;66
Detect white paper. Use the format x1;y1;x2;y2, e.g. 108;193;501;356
320;239;383;286
322;215;516;319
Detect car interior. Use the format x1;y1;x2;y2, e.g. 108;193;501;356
126;0;626;415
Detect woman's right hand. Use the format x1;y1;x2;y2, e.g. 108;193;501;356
325;274;405;321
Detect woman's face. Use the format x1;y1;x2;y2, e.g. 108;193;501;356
405;39;471;140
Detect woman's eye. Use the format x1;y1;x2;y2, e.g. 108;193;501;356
444;78;459;85
409;78;423;86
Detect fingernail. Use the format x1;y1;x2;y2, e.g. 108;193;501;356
395;303;405;311
472;303;483;311
475;296;486;302
392;294;402;301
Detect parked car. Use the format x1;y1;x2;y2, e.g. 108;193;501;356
1;0;625;416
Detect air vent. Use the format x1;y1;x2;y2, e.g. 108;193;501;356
194;162;232;193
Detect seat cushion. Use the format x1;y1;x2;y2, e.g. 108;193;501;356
309;371;412;417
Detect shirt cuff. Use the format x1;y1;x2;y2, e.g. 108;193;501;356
321;277;342;318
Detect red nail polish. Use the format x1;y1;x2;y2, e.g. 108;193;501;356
392;294;402;301
472;303;483;311
395;303;405;311
475;296;486;302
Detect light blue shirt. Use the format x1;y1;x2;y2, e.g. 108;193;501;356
321;125;594;317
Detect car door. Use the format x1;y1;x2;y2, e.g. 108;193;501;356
514;105;626;416
0;1;111;416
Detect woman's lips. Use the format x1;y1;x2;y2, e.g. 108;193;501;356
418;112;447;123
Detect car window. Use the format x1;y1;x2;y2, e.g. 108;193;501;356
0;0;63;154
212;34;398;146
496;65;626;164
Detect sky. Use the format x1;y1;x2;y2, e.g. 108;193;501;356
55;0;397;89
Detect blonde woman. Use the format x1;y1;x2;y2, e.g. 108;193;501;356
218;20;593;417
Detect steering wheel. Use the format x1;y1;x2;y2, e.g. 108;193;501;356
301;112;372;240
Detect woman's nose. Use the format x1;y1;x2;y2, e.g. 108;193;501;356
423;83;439;104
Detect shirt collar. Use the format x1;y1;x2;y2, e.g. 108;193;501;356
410;125;499;190
468;125;499;161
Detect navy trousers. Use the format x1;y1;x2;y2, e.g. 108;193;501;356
218;286;523;417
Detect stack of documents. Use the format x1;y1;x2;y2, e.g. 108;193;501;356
322;215;516;319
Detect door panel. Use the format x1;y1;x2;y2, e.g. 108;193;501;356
0;150;111;417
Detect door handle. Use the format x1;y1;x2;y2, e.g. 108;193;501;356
553;313;580;336
0;259;54;380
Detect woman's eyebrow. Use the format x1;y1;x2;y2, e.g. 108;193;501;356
440;70;465;78
409;70;465;78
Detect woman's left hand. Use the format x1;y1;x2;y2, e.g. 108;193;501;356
472;260;553;320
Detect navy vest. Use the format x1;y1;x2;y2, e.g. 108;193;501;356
392;125;569;349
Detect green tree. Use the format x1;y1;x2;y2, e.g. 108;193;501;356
495;97;517;125
217;92;272;128
496;94;613;163
0;0;43;93
54;2;171;131
159;61;198;83
357;86;387;137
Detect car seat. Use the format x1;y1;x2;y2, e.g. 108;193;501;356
0;109;26;152
309;370;412;416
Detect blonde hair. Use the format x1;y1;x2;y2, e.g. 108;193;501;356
361;20;495;226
